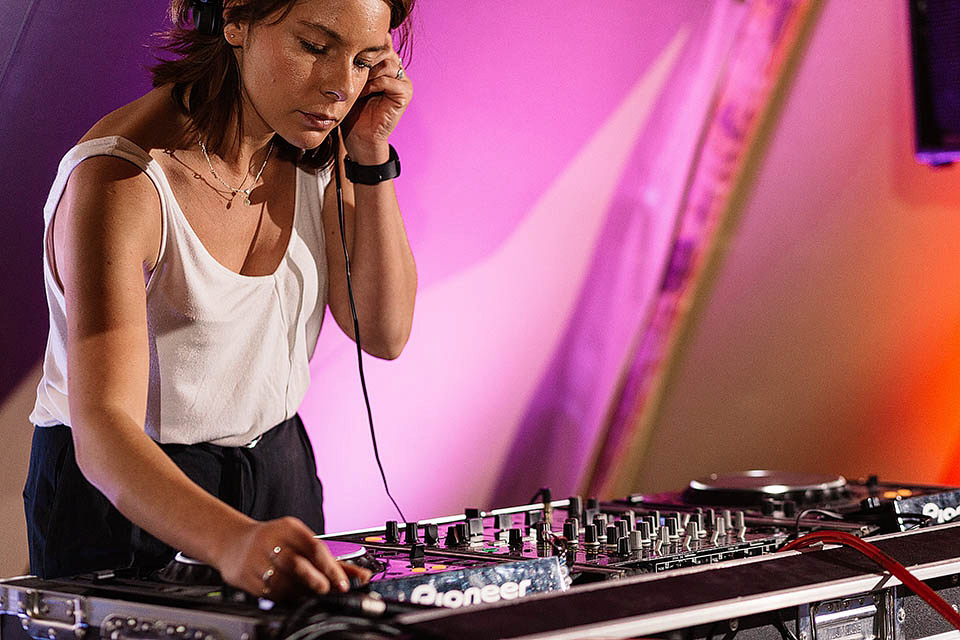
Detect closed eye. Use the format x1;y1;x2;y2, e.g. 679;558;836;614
300;39;327;55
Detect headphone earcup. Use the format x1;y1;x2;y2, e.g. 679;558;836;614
192;0;223;36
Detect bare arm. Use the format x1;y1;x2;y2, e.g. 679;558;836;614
323;45;417;359
55;157;366;597
323;142;417;360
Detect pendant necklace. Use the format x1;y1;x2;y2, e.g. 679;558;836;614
199;139;274;206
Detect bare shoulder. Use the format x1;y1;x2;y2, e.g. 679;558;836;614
53;160;160;284
54;86;183;273
81;85;184;152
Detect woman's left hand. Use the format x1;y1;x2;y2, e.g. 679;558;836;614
341;42;411;162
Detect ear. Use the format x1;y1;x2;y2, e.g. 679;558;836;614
223;21;246;47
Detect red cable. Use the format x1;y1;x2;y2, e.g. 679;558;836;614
780;530;960;631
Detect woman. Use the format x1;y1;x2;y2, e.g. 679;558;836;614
25;0;417;600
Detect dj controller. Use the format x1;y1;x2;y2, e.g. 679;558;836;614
4;471;960;639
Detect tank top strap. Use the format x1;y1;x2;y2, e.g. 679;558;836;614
47;136;178;283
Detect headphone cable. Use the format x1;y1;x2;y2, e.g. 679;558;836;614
331;129;407;525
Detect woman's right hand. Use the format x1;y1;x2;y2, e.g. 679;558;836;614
217;517;372;599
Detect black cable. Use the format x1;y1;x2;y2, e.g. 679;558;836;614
332;129;407;525
794;508;845;539
282;615;403;640
529;487;550;504
773;610;799;640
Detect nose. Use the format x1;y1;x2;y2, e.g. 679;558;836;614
324;89;346;102
320;57;360;104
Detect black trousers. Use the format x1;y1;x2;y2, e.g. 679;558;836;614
23;415;325;579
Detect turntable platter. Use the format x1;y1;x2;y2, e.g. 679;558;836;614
158;540;368;585
684;470;847;506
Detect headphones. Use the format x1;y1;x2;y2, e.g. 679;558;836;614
192;0;224;36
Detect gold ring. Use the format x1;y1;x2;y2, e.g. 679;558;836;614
396;66;404;80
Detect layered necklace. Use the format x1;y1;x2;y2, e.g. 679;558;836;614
198;139;274;206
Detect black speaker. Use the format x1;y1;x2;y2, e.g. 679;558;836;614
909;0;960;166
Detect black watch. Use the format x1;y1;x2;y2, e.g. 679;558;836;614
343;145;401;185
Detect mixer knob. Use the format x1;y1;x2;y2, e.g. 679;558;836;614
423;523;439;546
409;543;425;562
593;517;607;541
455;523;469;543
587;497;599;510
563;520;579;543
628;530;642;550
404;522;419;544
734;511;746;530
606;526;618;545
617;519;629;537
465;508;481;519
714;514;727;537
525;510;544;529
568;496;584;521
583;506;599;526
680;512;691;528
722;510;733;530
584;524;599;547
693;512;704;533
761;499;776;516
623;510;636;530
685;520;699;540
666;516;679;539
444;526;460;547
508;527;524;550
655;529;668;553
638;520;651;544
494;513;512;530
385;520;400;544
646;515;659;537
617;536;632;556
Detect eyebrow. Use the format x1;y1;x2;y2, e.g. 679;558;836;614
297;20;390;54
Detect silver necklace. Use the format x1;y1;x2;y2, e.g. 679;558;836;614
198;139;274;206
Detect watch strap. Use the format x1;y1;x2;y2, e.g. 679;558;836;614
344;145;401;185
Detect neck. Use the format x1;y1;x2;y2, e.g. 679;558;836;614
218;86;279;169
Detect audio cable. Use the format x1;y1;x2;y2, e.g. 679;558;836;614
331;129;407;525
780;530;960;631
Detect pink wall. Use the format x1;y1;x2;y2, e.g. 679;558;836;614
639;0;960;493
303;2;748;529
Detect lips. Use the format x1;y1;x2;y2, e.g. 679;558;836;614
299;110;338;129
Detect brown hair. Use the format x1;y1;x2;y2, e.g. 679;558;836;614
151;0;414;168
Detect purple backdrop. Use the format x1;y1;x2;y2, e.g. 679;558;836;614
1;1;747;530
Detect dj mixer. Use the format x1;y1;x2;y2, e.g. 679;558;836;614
319;471;957;593
4;471;960;639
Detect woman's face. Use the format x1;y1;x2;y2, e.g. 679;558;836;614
226;0;392;149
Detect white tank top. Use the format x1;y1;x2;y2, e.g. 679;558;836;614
30;136;330;446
